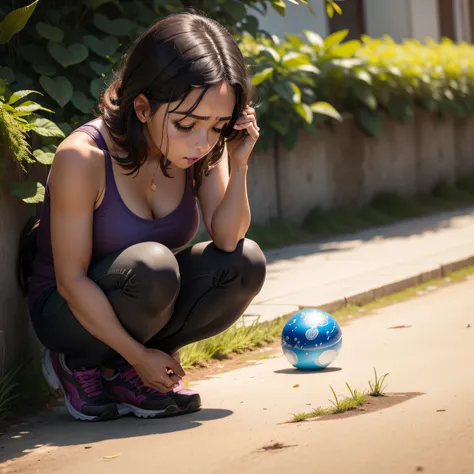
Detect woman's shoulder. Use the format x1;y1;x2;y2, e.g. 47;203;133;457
52;121;106;176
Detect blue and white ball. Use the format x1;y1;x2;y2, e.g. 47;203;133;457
281;308;343;370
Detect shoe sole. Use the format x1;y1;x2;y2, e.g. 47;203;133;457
41;349;119;422
177;399;202;415
117;403;179;419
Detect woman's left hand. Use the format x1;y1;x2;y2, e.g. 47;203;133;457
226;104;260;168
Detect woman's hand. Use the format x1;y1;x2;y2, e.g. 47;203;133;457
132;348;185;393
226;104;260;168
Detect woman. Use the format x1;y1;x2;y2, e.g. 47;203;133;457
22;11;266;422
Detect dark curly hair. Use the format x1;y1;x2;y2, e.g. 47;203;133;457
99;10;253;190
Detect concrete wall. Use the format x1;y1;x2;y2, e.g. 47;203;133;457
409;0;441;41
0;162;35;378
364;0;411;42
254;0;329;38
255;0;444;43
246;111;474;224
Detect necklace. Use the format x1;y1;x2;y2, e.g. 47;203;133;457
150;159;159;191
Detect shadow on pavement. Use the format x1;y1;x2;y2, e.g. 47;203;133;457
264;208;474;265
0;407;232;464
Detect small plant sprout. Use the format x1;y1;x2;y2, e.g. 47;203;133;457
368;368;389;396
328;385;346;413
345;382;366;406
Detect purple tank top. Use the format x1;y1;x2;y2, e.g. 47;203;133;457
28;122;200;310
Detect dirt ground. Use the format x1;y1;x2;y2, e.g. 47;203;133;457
1;279;473;474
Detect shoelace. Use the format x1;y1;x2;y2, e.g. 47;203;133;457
123;367;166;395
75;370;105;398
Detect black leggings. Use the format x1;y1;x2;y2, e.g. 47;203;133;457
30;239;266;370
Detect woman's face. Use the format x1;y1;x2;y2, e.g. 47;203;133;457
135;82;236;169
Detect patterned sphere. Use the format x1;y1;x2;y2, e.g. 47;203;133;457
281;308;343;370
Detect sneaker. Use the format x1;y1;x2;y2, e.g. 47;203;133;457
41;348;119;422
102;366;179;419
167;381;202;414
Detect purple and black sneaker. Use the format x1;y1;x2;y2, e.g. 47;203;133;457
41;348;119;422
167;380;202;414
102;366;179;419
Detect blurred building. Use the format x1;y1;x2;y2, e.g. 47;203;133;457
256;0;473;43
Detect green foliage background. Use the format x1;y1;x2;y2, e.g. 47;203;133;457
2;0;474;204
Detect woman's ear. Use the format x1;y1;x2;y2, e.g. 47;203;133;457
133;93;151;123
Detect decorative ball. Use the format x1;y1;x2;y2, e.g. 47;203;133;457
281;308;343;370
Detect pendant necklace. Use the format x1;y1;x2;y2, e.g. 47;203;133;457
150;159;159;191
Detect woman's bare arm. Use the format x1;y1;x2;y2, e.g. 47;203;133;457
49;140;146;365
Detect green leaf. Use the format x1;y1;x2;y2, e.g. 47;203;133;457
260;46;281;63
83;35;119;58
296;64;320;75
283;125;299;150
33;148;55;165
285;34;304;48
89;61;112;76
90;77;105;99
290;82;302;103
274;80;300;104
57;122;73;136
294;103;313;123
36;22;63;42
8;90;41;105
225;1;247;21
387;100;413;122
252;67;274;86
354;87;377;110
72;91;95;114
332;1;342;14
330;40;361;57
14;101;54;116
11;181;45;204
0;0;39;44
354;70;372;84
303;30;324;49
324;29;349;50
271;0;286;16
48;42;89;68
269;120;288;135
281;52;310;68
326;3;334;18
356;108;381;138
0;67;15;84
30;117;65;138
310;101;343;121
32;60;57;76
244;15;259;37
39;75;73;107
93;13;134;36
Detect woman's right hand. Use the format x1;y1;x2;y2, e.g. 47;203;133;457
132;348;186;393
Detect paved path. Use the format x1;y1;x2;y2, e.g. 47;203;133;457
246;207;474;322
2;277;473;473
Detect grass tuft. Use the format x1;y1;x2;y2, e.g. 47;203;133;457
368;367;389;396
290;371;387;423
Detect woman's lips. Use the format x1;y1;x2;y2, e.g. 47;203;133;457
185;157;201;164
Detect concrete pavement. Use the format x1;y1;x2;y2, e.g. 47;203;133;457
2;274;473;474
245;207;474;322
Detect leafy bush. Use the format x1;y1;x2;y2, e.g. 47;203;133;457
0;1;64;203
246;30;474;146
0;0;314;202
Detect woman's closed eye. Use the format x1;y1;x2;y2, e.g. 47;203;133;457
173;121;226;134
